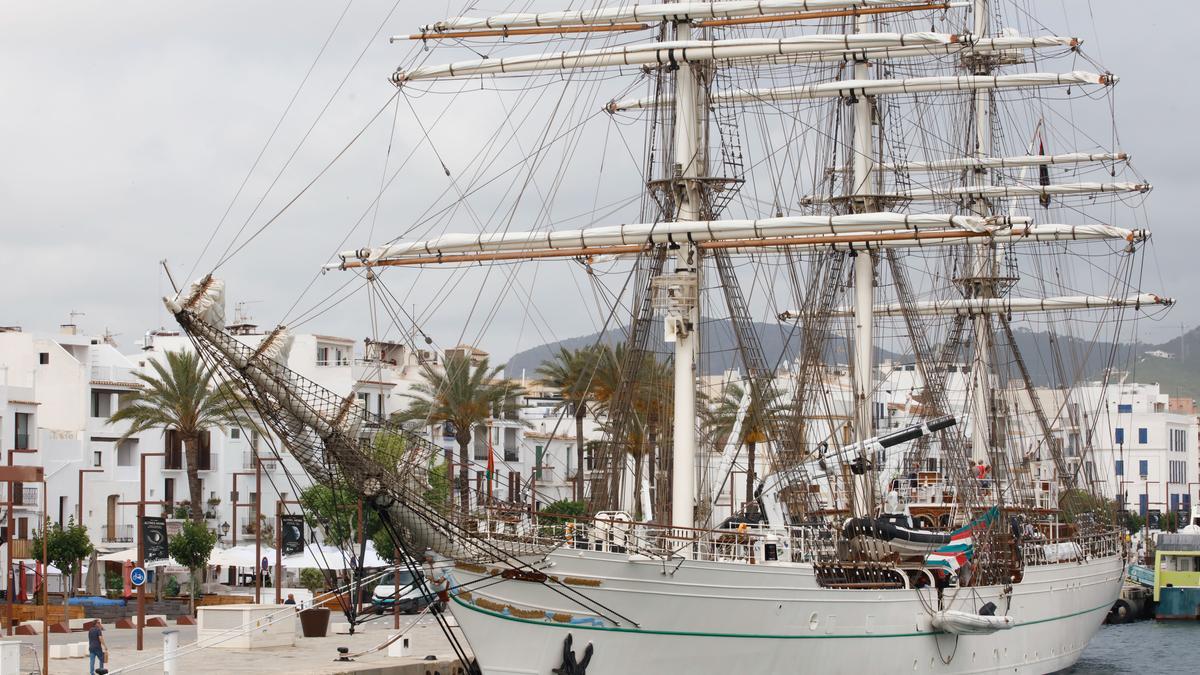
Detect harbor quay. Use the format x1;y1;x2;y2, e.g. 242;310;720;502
1;611;467;674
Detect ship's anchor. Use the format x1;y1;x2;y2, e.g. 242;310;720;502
551;634;593;674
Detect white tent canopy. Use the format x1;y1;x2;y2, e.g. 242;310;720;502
95;547;180;567
280;543;390;570
207;544;277;568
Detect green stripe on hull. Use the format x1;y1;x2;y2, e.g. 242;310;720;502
450;594;1113;640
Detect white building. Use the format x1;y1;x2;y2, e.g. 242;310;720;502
0;313;570;589
1069;380;1199;519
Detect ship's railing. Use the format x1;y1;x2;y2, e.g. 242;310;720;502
1020;526;1122;566
470;510;843;564
890;477;1058;511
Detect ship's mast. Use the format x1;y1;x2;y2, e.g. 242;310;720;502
664;15;706;532
850;11;877;518
967;0;994;466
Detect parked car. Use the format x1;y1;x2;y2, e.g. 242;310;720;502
370;568;442;614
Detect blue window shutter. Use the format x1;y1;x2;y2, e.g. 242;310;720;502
1118;403;1132;413
1115;460;1124;476
1138;428;1148;444
1139;459;1148;476
1115;428;1124;444
1139;493;1149;517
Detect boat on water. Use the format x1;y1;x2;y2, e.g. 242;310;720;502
169;1;1170;672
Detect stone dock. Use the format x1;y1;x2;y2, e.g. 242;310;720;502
2;612;470;674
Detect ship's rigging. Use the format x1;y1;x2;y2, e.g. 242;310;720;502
168;2;1172;671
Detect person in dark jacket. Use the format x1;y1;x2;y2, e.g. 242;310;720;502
88;622;108;675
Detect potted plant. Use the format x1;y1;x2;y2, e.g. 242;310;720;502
205;497;221;519
297;568;330;637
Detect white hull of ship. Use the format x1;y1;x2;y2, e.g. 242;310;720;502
446;550;1123;675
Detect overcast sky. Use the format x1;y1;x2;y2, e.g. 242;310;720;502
2;1;1195;360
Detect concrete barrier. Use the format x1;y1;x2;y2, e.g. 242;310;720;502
0;640;23;675
197;604;295;650
49;644;70;660
68;642;88;658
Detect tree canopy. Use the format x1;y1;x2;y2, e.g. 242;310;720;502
110;349;249;521
169;519;217;611
32;518;94;601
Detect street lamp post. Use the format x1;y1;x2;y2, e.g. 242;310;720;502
274;499;301;605
254;455;262;605
119;452;165;652
40;478;48;675
6;447;38;636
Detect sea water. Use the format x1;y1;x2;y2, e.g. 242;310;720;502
1057;621;1199;674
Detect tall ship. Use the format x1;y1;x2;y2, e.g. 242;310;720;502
170;1;1169;672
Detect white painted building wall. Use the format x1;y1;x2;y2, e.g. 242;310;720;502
1069;381;1199;519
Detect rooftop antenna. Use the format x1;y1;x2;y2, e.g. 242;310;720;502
234;300;263;325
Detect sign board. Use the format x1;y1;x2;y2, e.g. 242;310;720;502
130;566;147;587
142;516;169;562
280;515;305;556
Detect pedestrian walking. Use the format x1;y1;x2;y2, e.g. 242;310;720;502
87;621;108;675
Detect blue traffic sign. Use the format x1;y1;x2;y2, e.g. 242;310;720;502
130;567;147;587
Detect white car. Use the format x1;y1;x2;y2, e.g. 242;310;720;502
370;567;442;614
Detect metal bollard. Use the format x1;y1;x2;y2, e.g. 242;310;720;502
162;629;179;675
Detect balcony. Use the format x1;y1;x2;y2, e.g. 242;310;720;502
10;485;39;507
242;453;278;472
101;523;135;544
90;365;140;385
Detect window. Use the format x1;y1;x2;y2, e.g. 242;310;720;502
1115;460;1124;476
231;428;241;440
535;445;545;480
14;412;31;449
316;346;330;366
93;451;102;467
1118;403;1132;413
117;440;135;467
90;391;112;418
38;352;49;365
473;432;488;461
1138;428;1148;444
1139;493;1149;517
198;431;212;471
1139;459;1149;477
164;478;175;505
165;430;183;470
1114;427;1124;445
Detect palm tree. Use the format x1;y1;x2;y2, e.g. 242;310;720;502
109;350;246;522
397;352;525;512
703;382;783;504
591;347;673;520
536;346;604;501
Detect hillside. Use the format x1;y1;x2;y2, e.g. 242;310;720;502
507;322;1200;399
